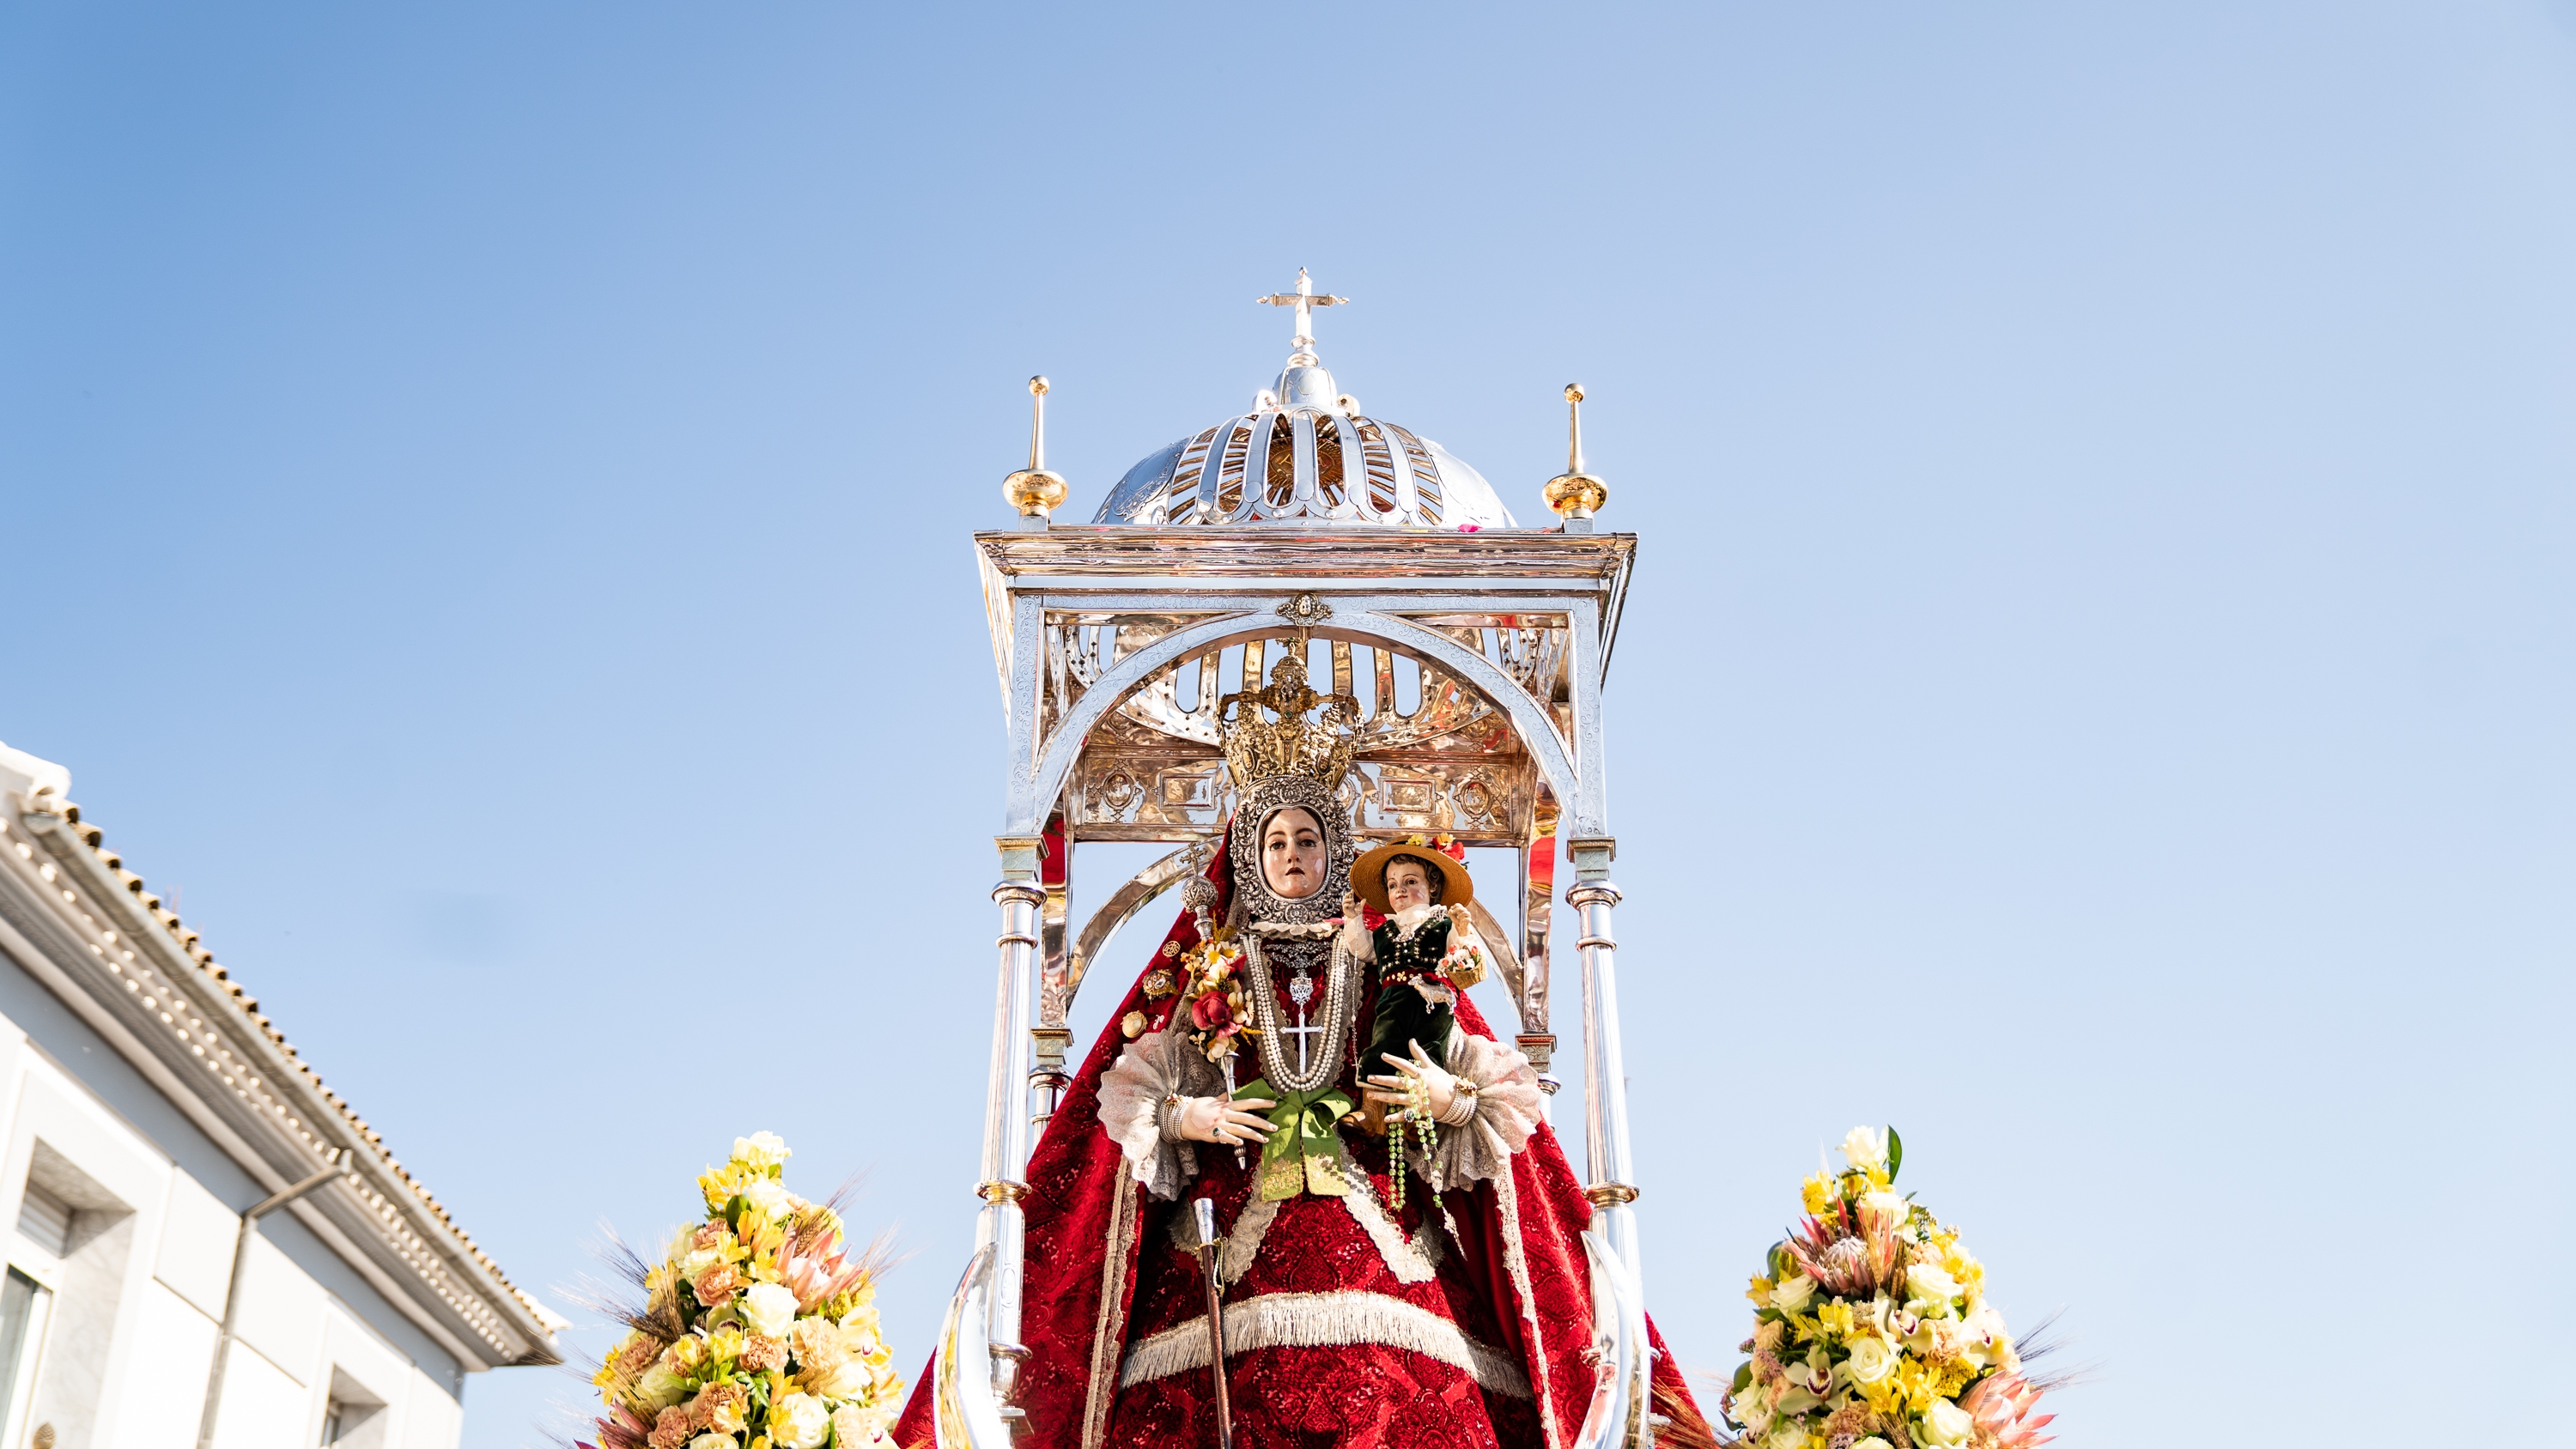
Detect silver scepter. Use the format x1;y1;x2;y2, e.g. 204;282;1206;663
1192;1197;1234;1449
1221;1055;1248;1171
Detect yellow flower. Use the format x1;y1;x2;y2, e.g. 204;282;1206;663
1800;1175;1832;1214
1815;1300;1856;1340
1747;1275;1777;1306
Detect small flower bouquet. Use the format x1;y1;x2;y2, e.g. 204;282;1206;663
1177;936;1251;1063
1437;932;1488;989
1722;1127;2056;1449
584;1134;902;1449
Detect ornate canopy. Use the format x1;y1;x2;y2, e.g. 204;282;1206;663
942;276;1657;1449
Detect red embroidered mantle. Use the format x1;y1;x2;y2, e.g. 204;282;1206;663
895;843;1704;1449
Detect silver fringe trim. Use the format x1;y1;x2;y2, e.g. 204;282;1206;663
1118;1290;1532;1399
1339;1157;1442;1284
1163;1191;1281;1287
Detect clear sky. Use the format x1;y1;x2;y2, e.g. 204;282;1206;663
5;3;2573;1444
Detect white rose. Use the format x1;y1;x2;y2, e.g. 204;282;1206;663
1905;1262;1963;1306
1843;1334;1899;1384
769;1391;832;1449
1840;1125;1887;1173
742;1178;793;1222
1768;1274;1817;1312
1917;1399;1974;1446
743;1281;800;1339
1852;1440;1893;1449
636;1365;688;1409
1859;1190;1909;1227
732;1131;792;1169
1767;1422;1810;1449
690;1435;738;1449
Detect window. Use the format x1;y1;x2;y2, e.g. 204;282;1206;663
13;1188;67;1259
319;1398;345;1446
0;1269;50;1443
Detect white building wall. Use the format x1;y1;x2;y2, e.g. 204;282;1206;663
0;1018;465;1449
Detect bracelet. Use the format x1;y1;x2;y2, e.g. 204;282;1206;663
1437;1078;1479;1127
1158;1094;1188;1140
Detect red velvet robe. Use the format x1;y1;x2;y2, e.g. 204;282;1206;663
895;846;1703;1449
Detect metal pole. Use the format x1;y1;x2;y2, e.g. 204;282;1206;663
976;845;1044;1406
195;1149;347;1449
1569;869;1642;1258
1192;1197;1233;1449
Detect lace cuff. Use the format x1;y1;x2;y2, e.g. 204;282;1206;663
1097;1029;1220;1200
1407;1033;1545;1192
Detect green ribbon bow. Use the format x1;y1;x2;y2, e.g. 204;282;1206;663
1233;1077;1356;1201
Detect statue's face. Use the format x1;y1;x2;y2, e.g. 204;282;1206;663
1261;808;1327;900
1384;857;1437;913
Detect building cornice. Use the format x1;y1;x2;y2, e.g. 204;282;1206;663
0;792;558;1370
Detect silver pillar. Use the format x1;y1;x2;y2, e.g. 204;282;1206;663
977;836;1044;1408
1567;836;1651;1449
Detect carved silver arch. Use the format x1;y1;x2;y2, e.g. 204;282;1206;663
1015;608;1583;839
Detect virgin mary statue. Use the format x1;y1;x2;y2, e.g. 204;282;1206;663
895;657;1704;1449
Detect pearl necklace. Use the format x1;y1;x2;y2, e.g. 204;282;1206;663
1244;932;1356;1095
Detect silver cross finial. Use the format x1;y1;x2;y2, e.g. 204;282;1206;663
1256;268;1348;367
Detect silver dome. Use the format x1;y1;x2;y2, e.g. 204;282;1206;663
1092;361;1516;530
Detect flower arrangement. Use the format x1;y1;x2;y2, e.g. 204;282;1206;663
1176;935;1252;1063
1722;1127;2055;1449
582;1134;902;1449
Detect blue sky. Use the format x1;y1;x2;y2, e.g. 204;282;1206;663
5;3;2573;1444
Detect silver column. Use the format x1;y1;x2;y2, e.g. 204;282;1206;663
1566;836;1651;1449
976;836;1045;1408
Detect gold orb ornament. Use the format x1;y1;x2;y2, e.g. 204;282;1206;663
1003;375;1068;520
1542;383;1607;524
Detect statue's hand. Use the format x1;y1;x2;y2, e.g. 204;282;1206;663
1175;1095;1278;1147
1361;1040;1456;1121
1336;893;1373;959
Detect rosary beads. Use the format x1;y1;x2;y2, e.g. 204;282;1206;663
1388;1077;1439;1212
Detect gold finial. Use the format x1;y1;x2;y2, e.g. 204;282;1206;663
1542;382;1607;527
1256;268;1349;367
1002;374;1067;521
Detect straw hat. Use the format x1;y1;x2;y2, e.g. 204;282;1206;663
1352;834;1473;912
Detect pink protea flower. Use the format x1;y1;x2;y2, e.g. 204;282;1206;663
775;1211;874;1312
584;1403;654;1449
1959;1373;2055;1447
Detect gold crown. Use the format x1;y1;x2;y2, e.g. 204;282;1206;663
1218;653;1362;787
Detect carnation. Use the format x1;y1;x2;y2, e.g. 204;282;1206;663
690;1262;741;1307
